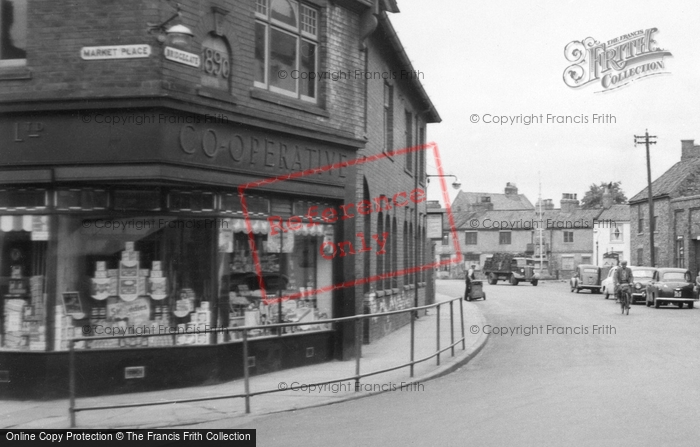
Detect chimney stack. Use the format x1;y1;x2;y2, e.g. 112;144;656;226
681;140;700;163
602;183;613;209
504;182;518;197
560;193;579;213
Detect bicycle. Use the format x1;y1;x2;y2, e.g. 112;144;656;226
619;283;631;315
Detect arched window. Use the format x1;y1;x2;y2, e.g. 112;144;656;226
376;212;383;285
385;214;391;290
363;179;371;293
391;217;397;288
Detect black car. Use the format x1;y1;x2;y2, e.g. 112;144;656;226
646;268;697;309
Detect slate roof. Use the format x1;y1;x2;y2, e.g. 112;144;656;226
597;204;630;222
452;191;534;212
629;157;700;202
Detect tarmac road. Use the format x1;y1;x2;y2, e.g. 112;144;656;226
231;279;700;446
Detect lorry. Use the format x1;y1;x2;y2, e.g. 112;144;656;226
483;253;539;286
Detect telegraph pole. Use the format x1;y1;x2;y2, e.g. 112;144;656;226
635;130;657;267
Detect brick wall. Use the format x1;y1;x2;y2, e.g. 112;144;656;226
353;25;430;343
0;0;367;141
631;198;671;267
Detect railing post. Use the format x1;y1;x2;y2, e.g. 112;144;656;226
242;329;250;413
436;303;441;366
450;299;455;357
69;339;76;428
354;317;362;392
410;309;415;378
460;297;466;350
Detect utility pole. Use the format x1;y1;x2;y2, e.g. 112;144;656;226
537;174;544;275
634;130;657;267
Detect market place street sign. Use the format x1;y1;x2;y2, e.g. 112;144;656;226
80;44;151;60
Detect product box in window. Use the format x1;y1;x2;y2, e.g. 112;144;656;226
11;265;22;279
91;278;111;300
119;261;138;278
149;277;167;300
119;278;138;301
125;241;135;251
96;261;107;271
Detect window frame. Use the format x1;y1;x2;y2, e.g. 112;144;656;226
563;231;574;243
254;0;319;103
0;0;27;68
498;231;511;245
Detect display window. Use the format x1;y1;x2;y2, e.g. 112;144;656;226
56;214;215;350
0;215;49;351
217;218;334;341
1;190;337;351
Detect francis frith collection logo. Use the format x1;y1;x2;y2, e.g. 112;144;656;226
563;27;672;93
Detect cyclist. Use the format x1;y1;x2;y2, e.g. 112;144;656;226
614;260;634;304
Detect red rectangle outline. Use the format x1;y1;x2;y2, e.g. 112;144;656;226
237;142;463;304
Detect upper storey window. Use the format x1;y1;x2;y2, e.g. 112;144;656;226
0;0;27;67
255;0;318;102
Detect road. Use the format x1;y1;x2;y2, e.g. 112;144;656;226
237;279;700;446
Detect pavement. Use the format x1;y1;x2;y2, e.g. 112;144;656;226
0;292;488;429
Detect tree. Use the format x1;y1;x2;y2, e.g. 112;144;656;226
580;181;627;209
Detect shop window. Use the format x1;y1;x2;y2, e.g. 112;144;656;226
0;0;27;67
0;215;49;351
201;34;231;91
219;218;334;339
55;215;216;350
255;0;318;102
0;188;47;211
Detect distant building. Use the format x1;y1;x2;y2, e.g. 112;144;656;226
629;140;700;273
455;190;628;279
451;183;534;213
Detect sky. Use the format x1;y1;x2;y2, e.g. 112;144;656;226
389;0;700;207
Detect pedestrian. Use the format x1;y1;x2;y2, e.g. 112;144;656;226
695;268;700;298
464;265;476;299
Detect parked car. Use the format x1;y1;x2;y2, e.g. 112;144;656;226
570;264;602;293
629;267;657;304
646;268;697;308
483;253;539;286
601;266;618;299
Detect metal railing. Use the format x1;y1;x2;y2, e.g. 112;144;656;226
68;296;466;427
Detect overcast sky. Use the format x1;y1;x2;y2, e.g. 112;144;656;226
390;0;700;207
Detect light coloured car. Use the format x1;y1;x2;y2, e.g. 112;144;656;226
601;266;618;299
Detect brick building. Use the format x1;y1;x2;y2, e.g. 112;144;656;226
629;140;700;274
0;0;438;397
